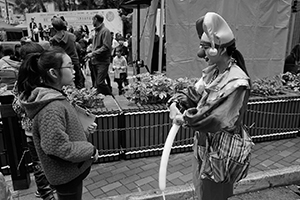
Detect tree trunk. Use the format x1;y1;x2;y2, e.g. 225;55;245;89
87;0;92;9
38;0;47;12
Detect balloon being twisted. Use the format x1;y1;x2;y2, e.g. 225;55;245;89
159;124;180;199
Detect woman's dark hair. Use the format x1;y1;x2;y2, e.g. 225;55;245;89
84;25;89;36
290;44;300;62
20;42;44;60
17;47;66;98
226;42;249;76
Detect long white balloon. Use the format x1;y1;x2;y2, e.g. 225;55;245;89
159;124;180;191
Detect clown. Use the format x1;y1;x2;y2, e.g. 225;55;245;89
167;12;253;200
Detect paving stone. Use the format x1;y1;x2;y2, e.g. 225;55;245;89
119;174;140;185
101;182;122;193
141;162;158;170
135;176;155;186
115;185;131;195
111;166;130;174
106;173;126;183
179;173;193;182
90;188;104;197
140;184;155;191
105;190;120;197
82;192;95;200
137;169;157;178
86;180;108;191
261;160;274;167
278;150;292;157
127;161;147;169
124;167;143;176
167;171;183;181
168;164;186;173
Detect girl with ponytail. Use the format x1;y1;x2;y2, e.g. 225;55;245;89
16;46;99;200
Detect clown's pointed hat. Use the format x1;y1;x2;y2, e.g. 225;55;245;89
196;12;235;49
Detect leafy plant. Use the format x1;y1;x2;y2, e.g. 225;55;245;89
124;73;199;104
251;76;285;96
280;72;300;92
63;86;105;109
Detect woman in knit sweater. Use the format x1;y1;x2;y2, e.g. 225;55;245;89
16;47;98;200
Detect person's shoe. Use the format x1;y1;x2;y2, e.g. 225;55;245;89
35;191;41;198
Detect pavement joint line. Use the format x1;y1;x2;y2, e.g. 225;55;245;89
96;165;300;200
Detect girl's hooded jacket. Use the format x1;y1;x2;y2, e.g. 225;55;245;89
20;87;95;185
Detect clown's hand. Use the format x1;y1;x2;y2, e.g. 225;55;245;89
169;102;181;120
173;114;185;126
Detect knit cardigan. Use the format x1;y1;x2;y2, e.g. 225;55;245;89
22;88;95;186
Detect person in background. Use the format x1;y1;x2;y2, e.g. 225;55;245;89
59;16;68;31
0;172;12;200
86;14;112;95
20;36;32;46
16;47;99;200
0;45;3;58
29;17;38;42
168;12;252;200
284;44;300;74
111;46;128;95
151;27;160;74
10;44;22;62
125;33;132;67
38;23;45;41
0;47;21;89
83;25;89;38
50;17;85;89
44;25;50;41
12;42;56;200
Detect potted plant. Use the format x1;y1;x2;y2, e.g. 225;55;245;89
124;73;174;105
63;86;105;130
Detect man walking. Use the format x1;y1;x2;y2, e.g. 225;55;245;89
87;14;112;95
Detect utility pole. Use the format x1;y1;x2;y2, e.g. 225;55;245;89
5;0;10;24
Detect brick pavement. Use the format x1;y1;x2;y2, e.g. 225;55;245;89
7;135;300;200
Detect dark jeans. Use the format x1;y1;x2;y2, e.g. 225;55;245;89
27;137;55;200
52;167;90;200
90;63;111;95
74;64;85;89
114;73;128;94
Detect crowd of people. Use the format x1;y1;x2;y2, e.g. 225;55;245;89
0;14;133;200
0;14;133;95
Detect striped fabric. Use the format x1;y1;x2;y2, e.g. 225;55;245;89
210;128;253;163
199;127;254;183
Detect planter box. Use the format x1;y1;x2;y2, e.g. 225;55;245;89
88;96;122;163
245;94;300;142
115;96;194;159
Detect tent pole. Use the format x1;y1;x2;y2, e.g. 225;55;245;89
137;3;141;74
158;0;165;73
5;0;10;24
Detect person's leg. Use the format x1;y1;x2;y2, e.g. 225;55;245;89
105;74;112;90
95;63;111;95
74;64;85;89
89;62;96;88
115;79;123;95
27;136;55;200
54;181;83;200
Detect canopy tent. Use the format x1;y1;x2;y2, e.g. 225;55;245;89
0;21;28;41
133;0;293;80
0;21;16;31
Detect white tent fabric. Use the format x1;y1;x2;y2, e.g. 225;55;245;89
132;0;159;74
166;0;292;80
133;0;292;80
